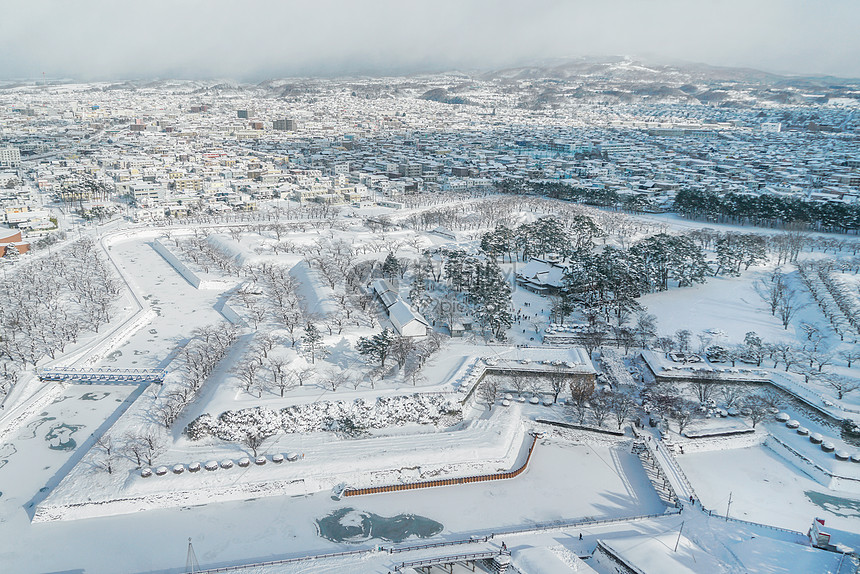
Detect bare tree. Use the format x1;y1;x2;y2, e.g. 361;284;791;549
270;222;287;242
641;381;680;421
776;287;804;330
674;410;693;435
324;368;344;392
655;337;675;353
508;370;528;397
140;429;166;466
754;270;785;316
293;366;314;387
344;371;363;390
405;366;427;387
840;349;860;368
609;392;637;430
672;400;698;435
590;391;612;427
548;366;567;403
751;389;784;415
569;377;595;422
253;332;278;359
94;434;115;474
581;326;608;357
527;377;544;398
478;378;500;409
633;312;658;348
804;349;835;372
719;385;748;410
242;298;268;329
687;373;716;406
122;432;147;469
771;343;799;372
241;429;267;458
267;356;295;397
742;394;771;428
819;373;860;400
232;356;262;396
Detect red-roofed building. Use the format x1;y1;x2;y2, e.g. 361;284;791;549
0;229;30;257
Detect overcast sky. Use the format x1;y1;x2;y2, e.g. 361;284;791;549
2;0;858;81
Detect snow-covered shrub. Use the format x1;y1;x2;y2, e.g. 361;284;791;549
185;394;462;441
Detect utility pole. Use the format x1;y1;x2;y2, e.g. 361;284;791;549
726;491;733;521
674;521;685;552
186;537;199;573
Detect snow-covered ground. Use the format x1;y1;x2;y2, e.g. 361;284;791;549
0;436;664;573
679;445;860;535
36;406;526;520
106;232;232;370
640;267;797;344
2;213;860;574
0;384;136;509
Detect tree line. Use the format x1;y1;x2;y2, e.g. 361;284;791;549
675;189;860;233
0;237;121;398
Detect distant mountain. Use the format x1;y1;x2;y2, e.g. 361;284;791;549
420;87;472;105
482;56;860;87
478;56;860;106
482;57;775;84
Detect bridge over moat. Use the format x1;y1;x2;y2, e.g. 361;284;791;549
38;367;167;384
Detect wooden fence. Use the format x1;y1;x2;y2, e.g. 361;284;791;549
344;435;538;497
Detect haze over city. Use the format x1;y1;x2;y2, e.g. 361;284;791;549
2;0;860;80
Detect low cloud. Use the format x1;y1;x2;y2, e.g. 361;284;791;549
1;0;857;80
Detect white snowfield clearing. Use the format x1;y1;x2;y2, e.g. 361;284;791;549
2;437;665;574
678;445;860;536
102;229;233;370
34;406;527;522
595;532;725;574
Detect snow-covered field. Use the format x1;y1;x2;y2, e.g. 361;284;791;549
36;406;526;520
0;384;136;507
0;437;663;573
105;233;236;369
640;267;797;344
2;211;860;573
679;445;860;535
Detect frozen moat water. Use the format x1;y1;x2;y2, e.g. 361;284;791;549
80;392;110;401
45;423;83;451
806;491;860;519
316;507;443;543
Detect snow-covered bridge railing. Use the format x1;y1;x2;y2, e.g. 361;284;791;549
702;509;805;536
38;367;167;384
395;550;507;571
385;536;491;554
190;548;369;574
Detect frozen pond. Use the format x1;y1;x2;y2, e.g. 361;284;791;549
316;507;443;543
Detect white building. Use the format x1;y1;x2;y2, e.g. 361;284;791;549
372;278;429;336
387;299;429;337
0;147;21;168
